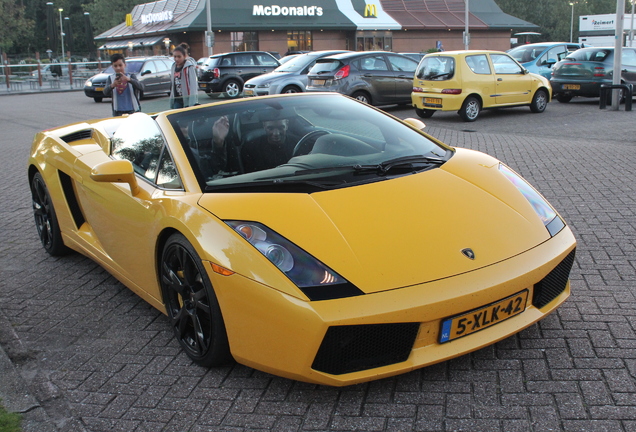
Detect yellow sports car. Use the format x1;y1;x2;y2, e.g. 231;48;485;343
28;93;575;386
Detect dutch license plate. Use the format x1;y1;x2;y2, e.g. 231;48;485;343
200;83;207;88
95;87;104;92
244;89;254;96
312;79;326;86
562;84;580;90
425;97;442;105
439;290;529;343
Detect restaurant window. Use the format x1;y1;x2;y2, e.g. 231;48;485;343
356;31;392;52
231;32;258;52
287;31;312;53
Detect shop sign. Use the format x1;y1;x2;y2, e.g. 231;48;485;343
140;10;174;25
253;5;324;16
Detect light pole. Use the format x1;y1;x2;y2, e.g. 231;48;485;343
58;8;65;61
630;0;635;47
464;0;470;50
569;2;575;43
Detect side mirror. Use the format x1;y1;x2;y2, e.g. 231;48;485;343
545;59;557;68
403;118;426;130
141;69;152;76
523;68;530;75
90;159;140;195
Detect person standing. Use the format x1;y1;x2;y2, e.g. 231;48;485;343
170;43;198;109
102;53;142;116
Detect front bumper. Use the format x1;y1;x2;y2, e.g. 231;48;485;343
209;226;576;386
84;85;107;98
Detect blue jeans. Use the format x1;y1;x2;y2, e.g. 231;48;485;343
171;98;184;109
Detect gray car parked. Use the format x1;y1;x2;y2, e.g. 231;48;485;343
242;50;349;96
306;51;419;106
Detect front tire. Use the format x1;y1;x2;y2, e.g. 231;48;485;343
30;172;69;256
415;108;435;118
223;80;241;98
530;89;548;113
160;233;232;367
458;96;480;122
93;97;102;103
281;85;301;94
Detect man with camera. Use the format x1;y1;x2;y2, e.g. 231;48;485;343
103;53;142;117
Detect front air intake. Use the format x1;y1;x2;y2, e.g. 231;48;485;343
532;248;576;309
312;323;419;375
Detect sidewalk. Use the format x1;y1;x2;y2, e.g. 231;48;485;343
0;79;84;96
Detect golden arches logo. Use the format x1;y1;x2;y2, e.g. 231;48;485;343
364;4;377;18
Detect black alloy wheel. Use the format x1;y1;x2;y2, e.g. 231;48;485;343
30;172;68;256
160;233;231;367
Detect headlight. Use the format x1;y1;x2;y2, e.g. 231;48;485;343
499;163;564;236
85;79;92;87
226;221;363;300
257;83;271;88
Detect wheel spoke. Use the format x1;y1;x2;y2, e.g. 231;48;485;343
191;313;209;353
173;307;190;338
194;289;211;315
162;261;187;296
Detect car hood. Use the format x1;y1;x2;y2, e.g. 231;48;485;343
246;71;297;85
87;72;109;83
198;148;553;294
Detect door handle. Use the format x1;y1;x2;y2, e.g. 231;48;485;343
363;73;373;77
497;78;503;81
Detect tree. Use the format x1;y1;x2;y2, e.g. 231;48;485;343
0;0;34;54
84;0;145;36
496;0;636;42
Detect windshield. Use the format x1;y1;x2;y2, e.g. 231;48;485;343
274;54;313;72
508;45;550;63
167;94;451;193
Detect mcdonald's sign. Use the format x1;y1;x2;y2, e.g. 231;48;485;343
364;4;378;18
126;13;133;27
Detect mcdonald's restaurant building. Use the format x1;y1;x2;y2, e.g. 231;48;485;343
95;0;537;59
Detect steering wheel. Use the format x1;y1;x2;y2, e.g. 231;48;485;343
292;130;331;157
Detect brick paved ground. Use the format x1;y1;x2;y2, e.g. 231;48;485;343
1;93;635;431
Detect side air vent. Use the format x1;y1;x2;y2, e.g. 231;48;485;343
58;171;85;229
60;130;93;143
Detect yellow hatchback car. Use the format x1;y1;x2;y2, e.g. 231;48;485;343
412;50;552;121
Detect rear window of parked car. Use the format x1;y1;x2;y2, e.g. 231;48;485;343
465;55;491;75
415;56;455;80
566;49;611;62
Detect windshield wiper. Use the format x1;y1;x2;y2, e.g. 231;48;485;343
428;72;452;79
353;155;444;175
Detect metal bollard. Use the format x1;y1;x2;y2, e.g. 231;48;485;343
599;83;633;111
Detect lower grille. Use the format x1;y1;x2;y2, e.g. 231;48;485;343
532;248;576;309
312;323;420;375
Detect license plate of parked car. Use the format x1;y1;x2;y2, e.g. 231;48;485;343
244;89;254;96
439;290;529;343
312;79;326;86
95;87;104;92
424;97;442;105
562;84;580;90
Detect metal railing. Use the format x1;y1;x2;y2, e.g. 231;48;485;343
2;60;107;91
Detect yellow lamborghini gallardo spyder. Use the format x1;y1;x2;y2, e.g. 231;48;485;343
28;93;575;386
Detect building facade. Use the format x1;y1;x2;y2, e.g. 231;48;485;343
95;0;537;59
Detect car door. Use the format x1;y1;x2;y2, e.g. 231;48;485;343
620;48;636;85
155;59;172;93
489;53;534;105
386;54;419;102
233;53;262;82
72;114;184;295
536;45;569;78
357;54;395;104
464;54;497;108
139;60;160;94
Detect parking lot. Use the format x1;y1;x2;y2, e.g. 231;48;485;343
1;91;635;431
